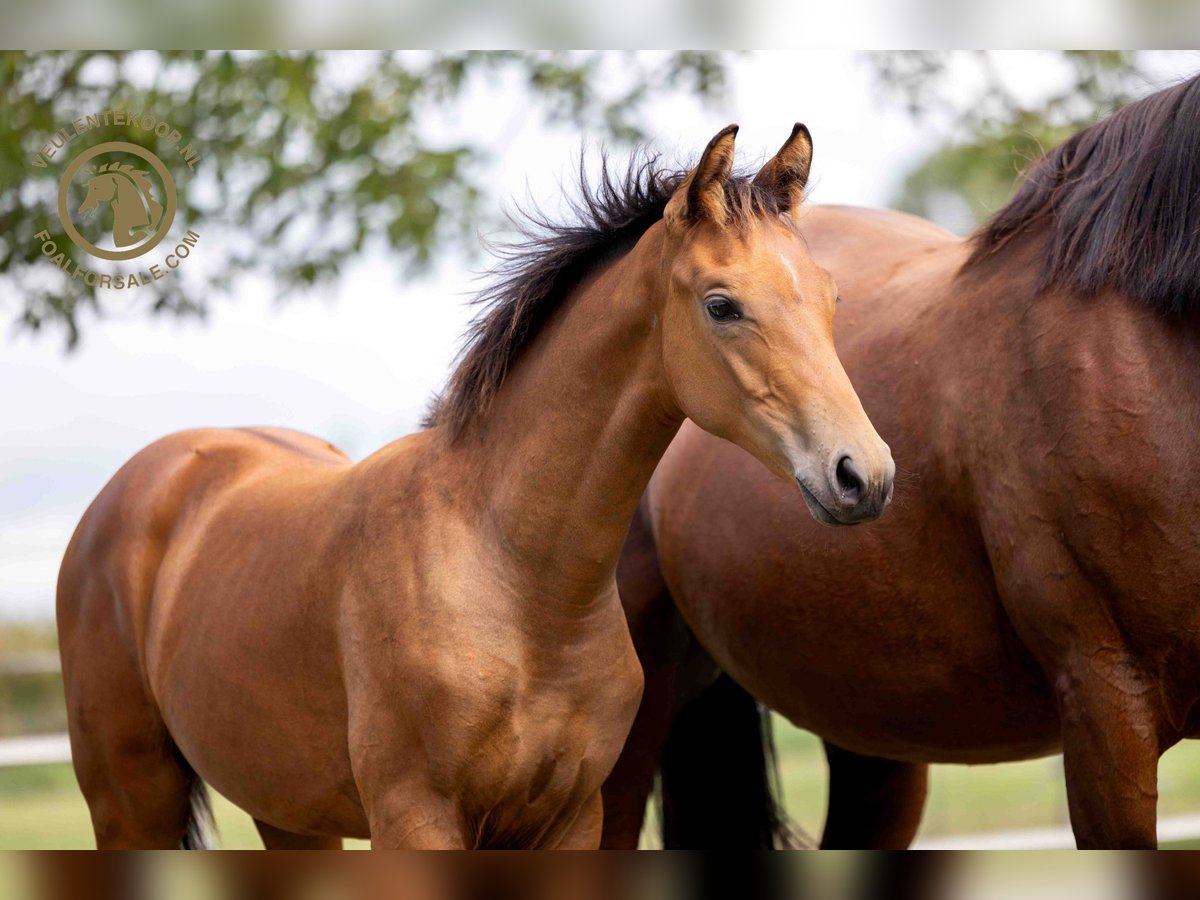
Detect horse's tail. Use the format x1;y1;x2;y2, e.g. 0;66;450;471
657;672;805;848
181;775;216;849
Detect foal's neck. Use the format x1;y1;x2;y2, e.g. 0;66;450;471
459;222;680;602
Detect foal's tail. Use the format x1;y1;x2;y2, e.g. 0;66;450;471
657;673;805;849
181;776;216;850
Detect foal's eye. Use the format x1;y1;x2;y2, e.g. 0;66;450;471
705;296;741;322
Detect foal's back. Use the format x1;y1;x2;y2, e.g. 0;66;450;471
60;425;352;650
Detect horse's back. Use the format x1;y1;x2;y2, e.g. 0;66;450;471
60;427;348;610
797;205;961;306
60;425;353;659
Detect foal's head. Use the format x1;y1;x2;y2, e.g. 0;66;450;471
659;125;894;525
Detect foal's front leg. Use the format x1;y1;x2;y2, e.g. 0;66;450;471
365;784;466;849
366;788;604;849
348;716;466;847
551;791;605;849
1055;650;1161;848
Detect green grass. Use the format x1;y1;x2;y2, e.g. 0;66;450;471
0;763;368;849
774;721;1069;838
0;763;258;849
0;623;57;655
5;725;1199;849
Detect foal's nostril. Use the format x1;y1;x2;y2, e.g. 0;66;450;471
835;455;866;505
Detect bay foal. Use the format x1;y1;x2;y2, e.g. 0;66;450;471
58;125;893;849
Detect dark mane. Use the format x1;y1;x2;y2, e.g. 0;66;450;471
967;74;1200;316
425;152;787;439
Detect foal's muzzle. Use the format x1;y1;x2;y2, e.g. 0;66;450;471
797;449;895;526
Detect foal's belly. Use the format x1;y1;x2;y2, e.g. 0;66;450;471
148;591;371;837
152;633;369;837
143;483;370;836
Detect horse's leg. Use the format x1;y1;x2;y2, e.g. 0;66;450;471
1055;651;1161;848
598;699;663;847
67;674;199;849
820;741;928;849
61;582;200;849
602;501;682;848
254;818;344;849
599;628;682;848
553;792;605;849
361;785;465;849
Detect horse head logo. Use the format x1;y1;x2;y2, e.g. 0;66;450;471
77;161;165;249
58;140;177;262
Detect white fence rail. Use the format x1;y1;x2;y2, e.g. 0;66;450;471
0;652;60;676
0;733;72;767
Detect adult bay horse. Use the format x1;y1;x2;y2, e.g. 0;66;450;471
602;76;1200;851
57;124;895;849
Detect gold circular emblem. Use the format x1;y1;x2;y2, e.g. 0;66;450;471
57;141;177;261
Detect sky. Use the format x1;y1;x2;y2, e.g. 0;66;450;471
3;51;1198;620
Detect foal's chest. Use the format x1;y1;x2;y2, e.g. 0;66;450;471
447;689;610;847
440;629;641;847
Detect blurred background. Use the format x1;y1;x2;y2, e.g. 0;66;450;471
2;50;1200;851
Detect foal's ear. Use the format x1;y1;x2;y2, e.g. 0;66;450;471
666;124;738;226
752;123;813;213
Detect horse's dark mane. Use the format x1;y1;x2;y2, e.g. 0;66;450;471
425;152;786;439
967;74;1200;317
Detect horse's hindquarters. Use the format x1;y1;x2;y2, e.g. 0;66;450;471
59;428;368;843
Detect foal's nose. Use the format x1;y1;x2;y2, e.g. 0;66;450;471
830;451;894;523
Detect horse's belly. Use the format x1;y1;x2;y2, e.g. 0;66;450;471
704;584;1064;764
153;639;368;837
668;529;1063;764
711;578;1062;763
145;521;367;836
769;664;1063;765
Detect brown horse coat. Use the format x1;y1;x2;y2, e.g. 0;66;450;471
605;76;1200;850
58;126;893;849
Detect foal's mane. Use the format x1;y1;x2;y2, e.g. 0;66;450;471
967;74;1200;317
426;153;785;440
